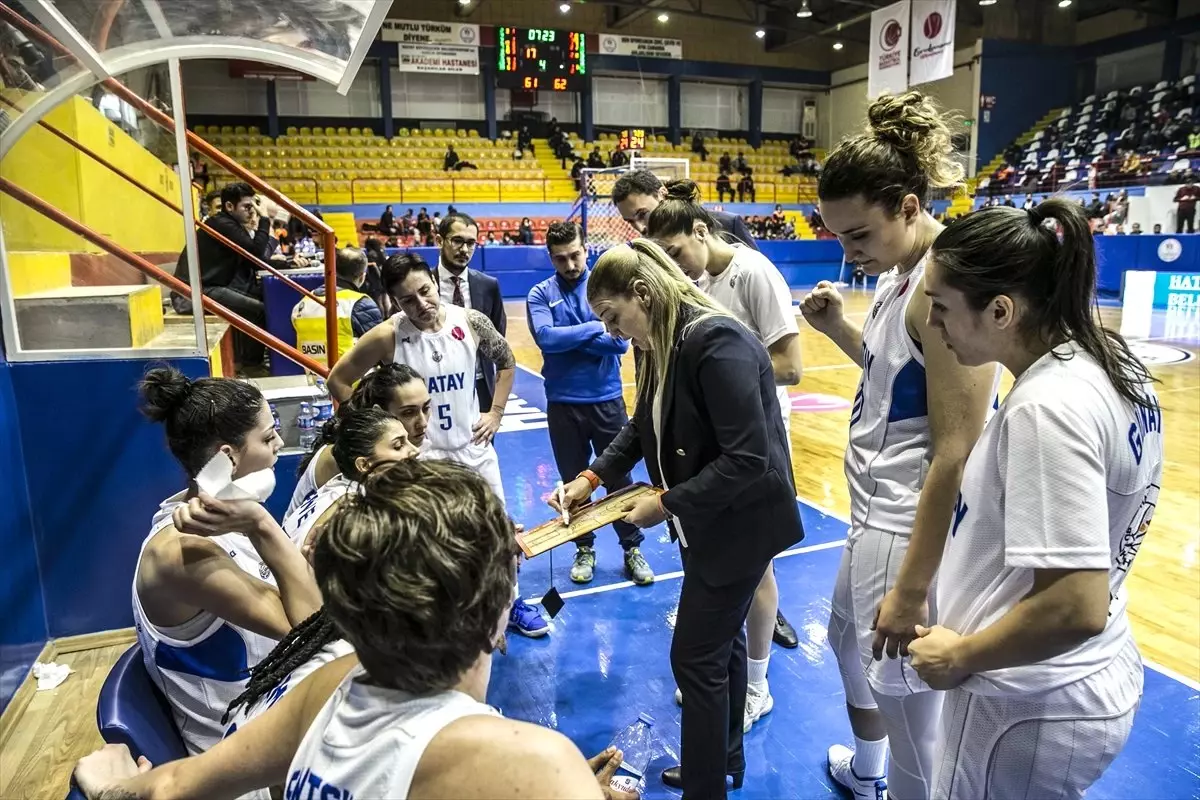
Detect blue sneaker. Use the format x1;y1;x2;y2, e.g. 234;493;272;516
508;599;550;638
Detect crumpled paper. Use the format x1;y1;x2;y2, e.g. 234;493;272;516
32;661;73;691
195;451;276;503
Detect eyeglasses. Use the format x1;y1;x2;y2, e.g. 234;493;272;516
449;237;478;250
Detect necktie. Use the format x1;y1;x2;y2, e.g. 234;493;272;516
451;276;465;307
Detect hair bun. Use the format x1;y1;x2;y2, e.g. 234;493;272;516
139;366;194;422
867;90;940;151
664;178;702;204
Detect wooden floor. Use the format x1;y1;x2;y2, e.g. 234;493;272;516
2;290;1197;800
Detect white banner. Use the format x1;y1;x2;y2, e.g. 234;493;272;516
380;19;480;46
868;0;910;98
597;34;683;59
909;0;956;87
396;43;480;75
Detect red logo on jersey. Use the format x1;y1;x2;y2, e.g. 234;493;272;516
451;326;465;341
898;277;911;296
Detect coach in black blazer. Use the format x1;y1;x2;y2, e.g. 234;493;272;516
432;213;508;413
553;240;803;799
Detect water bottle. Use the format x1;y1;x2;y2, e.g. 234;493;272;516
270;403;281;433
297;402;317;451
313;379;334;423
607;713;656;795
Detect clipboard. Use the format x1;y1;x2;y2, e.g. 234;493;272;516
516;482;663;558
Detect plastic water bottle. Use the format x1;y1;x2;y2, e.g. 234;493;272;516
313;379;334;422
296;402;317;451
270;403;281;432
607;713;656;795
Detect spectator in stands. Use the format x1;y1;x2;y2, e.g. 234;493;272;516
517;125;534;157
417;208;433;246
433;213;508;414
518;217;535;245
1131;222;1143;234
611;169;758;248
692;131;709;162
719;151;733;174
201;189;222;221
588;147;605;169
432;211;442;233
1176;181;1198;233
716;170;735;202
288;217;317;259
378;205;397;235
1002;194;1015;208
193;183;276;374
501;232;514;246
291;247;383;366
485;231;498;246
526;221;654;587
444;144;477;171
610;147;629;168
1154;223;1163;233
571;156;586;193
400;208;414;236
738;171;756;203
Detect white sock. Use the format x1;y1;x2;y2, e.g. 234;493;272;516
747;655;770;689
852;736;888;780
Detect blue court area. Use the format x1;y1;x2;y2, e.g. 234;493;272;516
488;367;1200;799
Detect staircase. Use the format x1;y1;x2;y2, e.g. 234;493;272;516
532;138;581;202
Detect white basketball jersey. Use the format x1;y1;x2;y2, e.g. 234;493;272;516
282;473;355;547
132;492;281;754
701;244;799;432
938;343;1161;696
393;304;479;452
222;639;355;737
285;665;498;800
285;444;330;519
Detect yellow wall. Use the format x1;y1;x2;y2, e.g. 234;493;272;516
6;252;71;296
1;95;184;256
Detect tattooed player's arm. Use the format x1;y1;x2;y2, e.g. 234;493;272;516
466;309;516;445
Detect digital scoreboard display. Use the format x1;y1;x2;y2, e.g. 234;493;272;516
617;128;646;151
496;27;586;92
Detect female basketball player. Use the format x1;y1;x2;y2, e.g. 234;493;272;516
325;254;546;638
74;460;635;800
552;239;804;798
287;363;431;516
646;180;805;730
800;90;999;800
908;199;1159;799
135;368;322;754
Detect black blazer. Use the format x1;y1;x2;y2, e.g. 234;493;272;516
463;269;507;412
590;310;803;585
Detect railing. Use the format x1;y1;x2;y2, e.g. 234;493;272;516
0;2;339;372
977;152;1200;198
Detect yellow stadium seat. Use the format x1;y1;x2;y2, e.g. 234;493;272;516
234;125;247;135
300;126;312;136
286;126;299;136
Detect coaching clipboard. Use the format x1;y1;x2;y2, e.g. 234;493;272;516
516;482;663;558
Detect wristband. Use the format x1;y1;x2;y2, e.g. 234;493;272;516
578;469;602;490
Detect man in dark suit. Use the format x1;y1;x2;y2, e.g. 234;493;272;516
433;212;507;413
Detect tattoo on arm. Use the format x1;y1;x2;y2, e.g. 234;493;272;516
466;309;516;369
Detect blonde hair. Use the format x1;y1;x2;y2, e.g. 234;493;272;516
587;240;732;405
819;90;964;210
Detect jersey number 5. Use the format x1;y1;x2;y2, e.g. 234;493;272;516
438;404;453;431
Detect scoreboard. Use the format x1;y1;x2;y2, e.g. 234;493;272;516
496;27;586;92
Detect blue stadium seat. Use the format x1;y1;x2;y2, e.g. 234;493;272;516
96;644;188;767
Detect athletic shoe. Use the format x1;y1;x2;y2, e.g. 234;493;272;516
570;546;596;583
773;610;799;648
743;684;774;732
624;547;654;585
827;744;888;800
508;599;550;638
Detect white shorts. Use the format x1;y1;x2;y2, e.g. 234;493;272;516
831;525;934;697
934;636;1143;800
422;441;506;508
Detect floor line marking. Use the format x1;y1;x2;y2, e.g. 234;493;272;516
515;362;1200;692
522;538;847;605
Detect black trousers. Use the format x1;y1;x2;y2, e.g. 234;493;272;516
546;399;643;549
673;546;766;799
1178;206;1195;234
205;284;265;366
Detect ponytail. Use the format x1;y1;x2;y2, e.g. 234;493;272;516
931;199;1155;408
645;178;726;244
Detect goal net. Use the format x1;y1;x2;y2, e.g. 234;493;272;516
573;156;691;252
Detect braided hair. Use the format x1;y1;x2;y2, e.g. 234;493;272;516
222;608;339;725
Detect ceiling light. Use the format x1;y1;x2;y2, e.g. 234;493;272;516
833;41;844;50
457;0;471;5
1057;0;1072;6
559;2;571;12
755;29;766;38
797;0;813;17
657;12;669;21
979;0;997;5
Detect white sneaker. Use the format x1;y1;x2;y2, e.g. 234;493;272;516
743;684;774;732
827;744;888;800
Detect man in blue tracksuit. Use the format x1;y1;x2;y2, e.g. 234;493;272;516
526;221;654;586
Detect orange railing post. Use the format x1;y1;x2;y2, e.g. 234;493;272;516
0;177;329;375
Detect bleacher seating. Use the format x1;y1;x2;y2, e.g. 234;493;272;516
979;75;1198;197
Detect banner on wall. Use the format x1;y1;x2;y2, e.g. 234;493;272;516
396;43;480;75
380;19;480;46
909;0;956;87
868;0;911;98
597;34;683;59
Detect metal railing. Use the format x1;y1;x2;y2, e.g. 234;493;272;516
0;2;338;372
